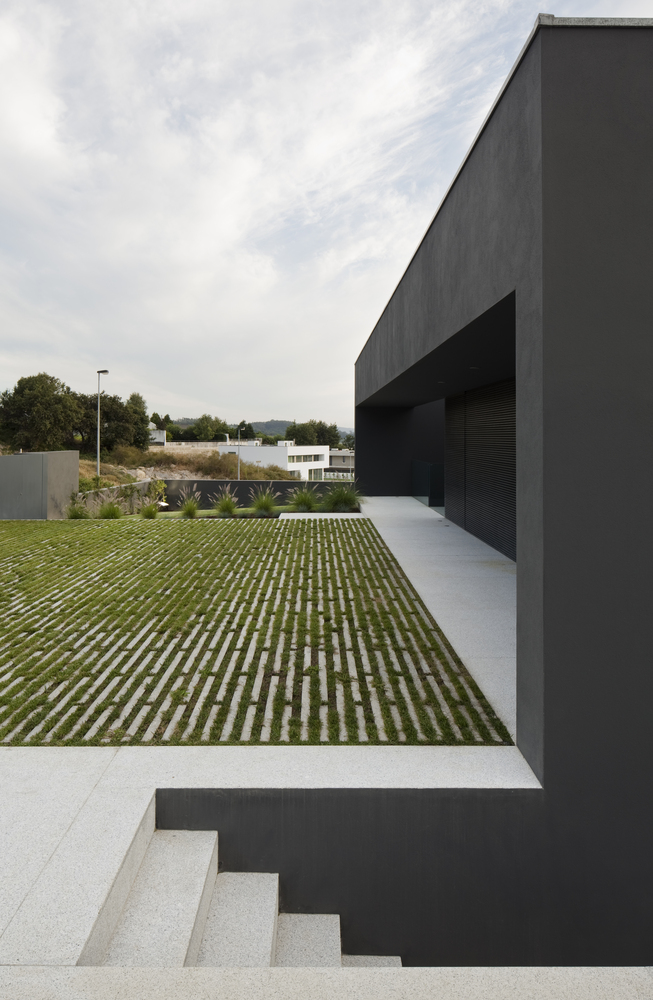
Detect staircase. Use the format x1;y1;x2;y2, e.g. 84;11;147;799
101;829;401;968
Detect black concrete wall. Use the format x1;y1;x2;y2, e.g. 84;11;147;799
355;400;444;496
352;21;653;965
162;479;332;509
158;788;545;967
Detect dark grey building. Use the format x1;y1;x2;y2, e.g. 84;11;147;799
352;16;653;963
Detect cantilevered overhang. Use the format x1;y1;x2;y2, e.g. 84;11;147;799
360;293;515;407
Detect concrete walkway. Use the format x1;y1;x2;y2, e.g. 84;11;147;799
364;497;516;737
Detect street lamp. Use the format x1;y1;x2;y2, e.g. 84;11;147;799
96;370;109;481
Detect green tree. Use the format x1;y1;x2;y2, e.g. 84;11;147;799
228;420;255;440
284;419;340;447
285;420;317;446
341;432;355;449
0;373;80;452
150;412;171;431
74;391;149;452
314;421;341;448
193;414;218;441
126;393;150;450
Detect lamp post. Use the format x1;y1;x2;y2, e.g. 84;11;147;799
96;370;109;481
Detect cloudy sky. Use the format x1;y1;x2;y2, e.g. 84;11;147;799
1;0;651;424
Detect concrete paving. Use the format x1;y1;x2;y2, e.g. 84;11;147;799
0;966;651;999
364;497;516;736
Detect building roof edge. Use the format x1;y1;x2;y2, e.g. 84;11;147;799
355;14;653;368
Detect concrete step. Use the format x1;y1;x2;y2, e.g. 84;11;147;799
103;830;217;967
0;787;155;967
196;872;279;967
342;954;402;967
274;914;341;967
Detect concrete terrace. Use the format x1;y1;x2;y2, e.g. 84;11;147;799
1;498;650;995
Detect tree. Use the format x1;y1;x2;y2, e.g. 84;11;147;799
150;412;171;431
193;414;219;441
126;393;150;450
341;433;355;449
314;421;341;448
74;391;150;452
0;373;80;452
284;419;340;447
285;420;317;446
228;420;255;440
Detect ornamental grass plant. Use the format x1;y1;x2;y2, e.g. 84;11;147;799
249;485;280;516
98;501;123;519
321;482;363;513
179;486;202;518
287;485;320;513
210;485;240;517
66;498;91;519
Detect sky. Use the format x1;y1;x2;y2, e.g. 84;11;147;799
1;1;652;424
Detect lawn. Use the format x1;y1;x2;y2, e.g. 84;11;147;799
0;519;511;746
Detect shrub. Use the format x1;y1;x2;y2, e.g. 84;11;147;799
180;497;199;518
78;475;103;492
179;485;202;518
287;485;320;513
110;444;146;468
140;502;158;518
249;485;280;516
210;485;240;517
98;501;123;519
117;482;142;513
67;497;91;519
146;479;167;504
321;483;363;513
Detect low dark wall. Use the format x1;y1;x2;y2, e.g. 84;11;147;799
157;787;543;967
157;784;653;966
162;479;331;510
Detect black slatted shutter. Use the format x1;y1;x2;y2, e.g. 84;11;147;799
444;394;466;528
445;378;516;560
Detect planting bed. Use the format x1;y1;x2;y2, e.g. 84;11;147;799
0;520;511;746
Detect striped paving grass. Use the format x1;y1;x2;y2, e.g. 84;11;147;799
0;519;511;746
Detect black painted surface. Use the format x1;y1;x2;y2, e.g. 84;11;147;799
352;22;653;965
157;787;545;967
445;379;516;560
162;479;331;510
411;460;444;507
355;400;444;497
358;293;516;408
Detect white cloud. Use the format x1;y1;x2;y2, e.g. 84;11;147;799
1;0;652;422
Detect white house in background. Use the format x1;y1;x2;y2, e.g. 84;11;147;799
215;440;329;481
148;423;166;446
158;437;344;480
328;448;355;479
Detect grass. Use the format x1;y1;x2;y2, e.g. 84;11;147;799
0;519;512;747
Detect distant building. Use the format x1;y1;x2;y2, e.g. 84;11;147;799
327;448;354;479
148;423;166;446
